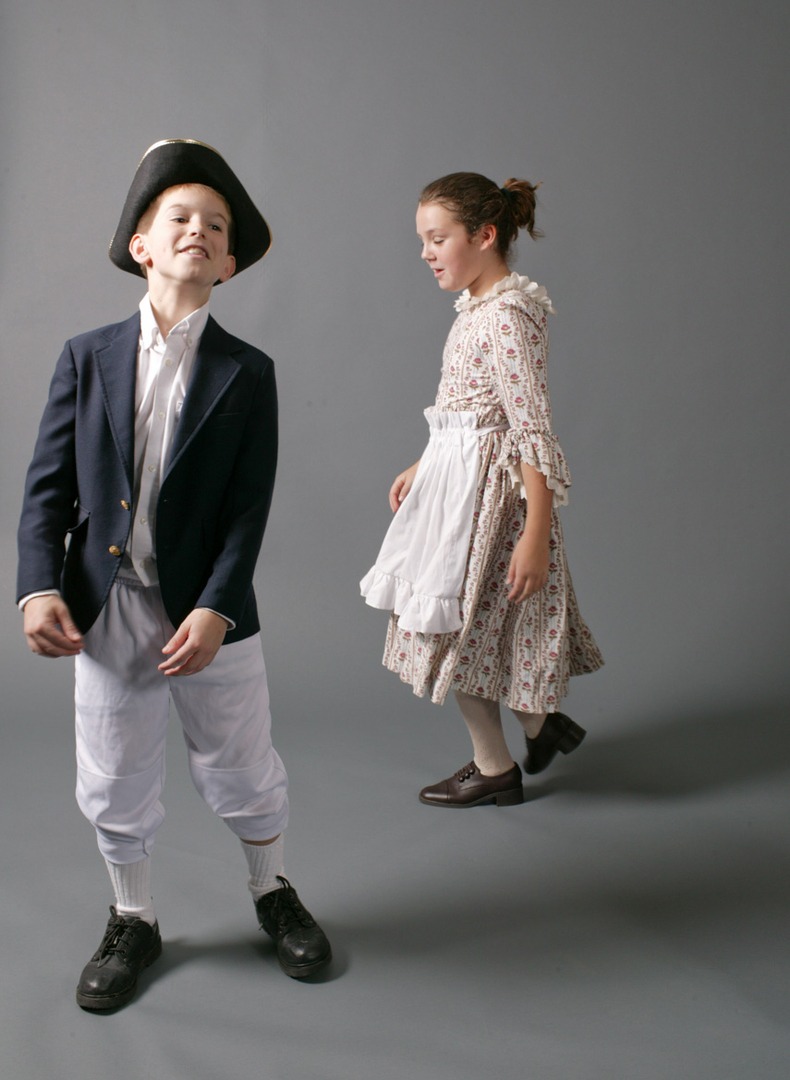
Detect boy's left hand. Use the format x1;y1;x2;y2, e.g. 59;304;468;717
159;609;229;676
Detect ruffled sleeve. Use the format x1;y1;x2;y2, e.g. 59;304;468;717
486;295;571;506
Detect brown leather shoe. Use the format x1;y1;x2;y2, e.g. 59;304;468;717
419;761;524;808
523;712;586;775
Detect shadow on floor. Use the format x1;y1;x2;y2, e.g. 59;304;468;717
531;699;790;800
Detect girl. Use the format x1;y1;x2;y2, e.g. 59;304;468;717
360;171;604;808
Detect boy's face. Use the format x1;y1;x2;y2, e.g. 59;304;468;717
129;184;236;290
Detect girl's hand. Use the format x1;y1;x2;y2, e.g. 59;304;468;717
507;534;549;602
389;460;421;513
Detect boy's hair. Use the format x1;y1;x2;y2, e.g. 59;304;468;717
419;172;542;260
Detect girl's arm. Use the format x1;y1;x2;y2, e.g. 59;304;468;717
507;462;553;601
389;459;421;513
486;298;570;602
488;299;571;510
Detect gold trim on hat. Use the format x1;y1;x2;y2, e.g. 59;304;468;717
138;138;226;166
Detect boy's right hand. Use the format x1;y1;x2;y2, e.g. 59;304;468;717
389;460;421;513
22;596;84;657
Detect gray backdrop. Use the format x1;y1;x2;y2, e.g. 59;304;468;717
2;2;788;1079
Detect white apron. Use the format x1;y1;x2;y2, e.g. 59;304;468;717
360;407;506;634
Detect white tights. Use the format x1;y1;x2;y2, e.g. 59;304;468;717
454;691;547;777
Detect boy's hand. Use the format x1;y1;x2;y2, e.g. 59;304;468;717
23;595;84;657
159;608;229;676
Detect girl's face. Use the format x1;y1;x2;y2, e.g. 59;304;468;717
416;201;502;296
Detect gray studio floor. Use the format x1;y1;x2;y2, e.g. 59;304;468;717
4;660;789;1080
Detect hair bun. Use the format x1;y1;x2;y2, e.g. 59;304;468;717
501;178;542;240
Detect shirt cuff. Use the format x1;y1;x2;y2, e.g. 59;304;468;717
196;607;236;631
18;590;60;612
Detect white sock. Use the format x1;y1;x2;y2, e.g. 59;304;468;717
512;710;548;739
105;857;156;925
455;691;515;777
242;834;285;901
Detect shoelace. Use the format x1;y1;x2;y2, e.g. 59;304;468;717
265;877;316;932
96;916;139;960
454;762;478;783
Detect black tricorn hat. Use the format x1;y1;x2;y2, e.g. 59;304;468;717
109;138;271;278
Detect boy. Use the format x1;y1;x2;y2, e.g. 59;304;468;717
17;139;331;1011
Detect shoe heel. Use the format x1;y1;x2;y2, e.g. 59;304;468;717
557;720;586;755
495;787;524;807
144;938;163;969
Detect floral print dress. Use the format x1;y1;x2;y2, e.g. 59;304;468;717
380;273;603;713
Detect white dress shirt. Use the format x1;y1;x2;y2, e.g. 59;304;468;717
122;294;209;585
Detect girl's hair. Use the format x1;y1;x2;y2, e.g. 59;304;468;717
418;172;542;258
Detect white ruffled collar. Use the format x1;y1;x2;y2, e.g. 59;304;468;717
454;272;555;315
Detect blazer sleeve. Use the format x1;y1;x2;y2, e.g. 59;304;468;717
16;341;80;602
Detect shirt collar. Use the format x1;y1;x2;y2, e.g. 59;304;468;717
138;294;211;351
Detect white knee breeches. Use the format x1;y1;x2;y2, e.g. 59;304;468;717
74;578;289;863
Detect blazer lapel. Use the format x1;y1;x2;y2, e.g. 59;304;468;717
96;314;140;486
166;316;240;472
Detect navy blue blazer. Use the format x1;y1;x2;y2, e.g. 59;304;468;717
17;312;278;643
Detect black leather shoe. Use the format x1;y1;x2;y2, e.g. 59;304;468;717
419;760;524;807
255;877;332;978
524;712;586;775
76;906;162;1011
